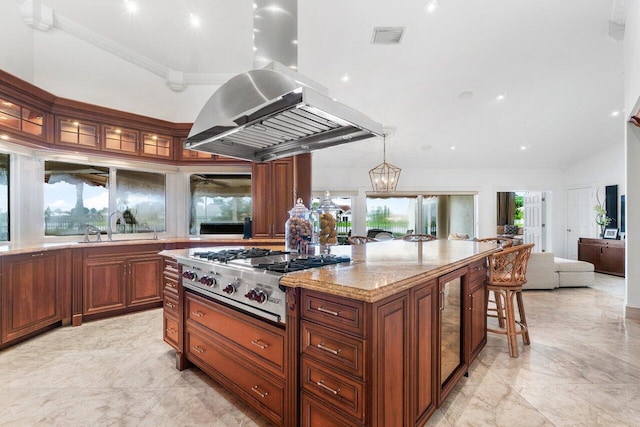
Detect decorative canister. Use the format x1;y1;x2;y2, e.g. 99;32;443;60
316;191;339;247
285;198;313;253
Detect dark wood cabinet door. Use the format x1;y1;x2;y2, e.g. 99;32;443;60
128;255;163;306
1;251;66;343
578;242;600;266
375;295;409;426
272;158;294;238
251;162;272;238
601;246;625;276
412;281;436;424
83;258;127;315
468;279;487;363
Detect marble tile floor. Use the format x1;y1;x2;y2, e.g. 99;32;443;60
0;273;637;426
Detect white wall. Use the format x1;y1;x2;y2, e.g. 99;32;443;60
624;1;640;318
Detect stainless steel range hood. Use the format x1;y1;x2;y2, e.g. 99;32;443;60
184;63;383;162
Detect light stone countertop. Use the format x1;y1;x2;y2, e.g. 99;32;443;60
161;239;500;303
0;237;283;257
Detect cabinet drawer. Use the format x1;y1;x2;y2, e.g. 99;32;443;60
163;258;179;278
468;259;487;283
301;290;365;337
301;357;365;423
164;275;178;294
301;321;365;379
186;293;285;373
301;391;360;427
163;291;178;317
163;313;178;350
186;331;284;424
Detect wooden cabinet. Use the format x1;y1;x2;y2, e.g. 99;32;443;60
162;256;180;350
578;238;625;276
467;259;488;363
55;116;100;149
412;280;437;425
1;250;70;345
300;289;412;426
252;158;294;238
82;244;164;319
184;292;287;426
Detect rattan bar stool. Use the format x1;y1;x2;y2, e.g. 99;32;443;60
486;243;534;357
476;237;514;248
477;237;514;328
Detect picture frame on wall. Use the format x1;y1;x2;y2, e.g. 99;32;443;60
603;228;619;240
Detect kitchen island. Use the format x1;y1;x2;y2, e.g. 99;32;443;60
161;239;499;426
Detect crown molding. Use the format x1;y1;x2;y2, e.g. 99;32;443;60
18;0;233;91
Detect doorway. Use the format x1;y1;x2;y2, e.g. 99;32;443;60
566;187;593;260
496;191;548;252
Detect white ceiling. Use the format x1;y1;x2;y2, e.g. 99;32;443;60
15;0;626;169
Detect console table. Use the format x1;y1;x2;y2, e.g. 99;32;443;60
578;238;625;277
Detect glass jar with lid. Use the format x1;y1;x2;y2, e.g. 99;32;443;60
316;191;339;248
285;198;313;253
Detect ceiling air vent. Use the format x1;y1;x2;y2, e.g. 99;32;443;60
372;27;405;44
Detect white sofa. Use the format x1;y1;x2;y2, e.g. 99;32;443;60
523;252;595;290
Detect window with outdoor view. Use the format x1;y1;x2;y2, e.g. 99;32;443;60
189;174;251;235
44;161;109;236
116;169;166;233
0;153;9;241
367;195;475;239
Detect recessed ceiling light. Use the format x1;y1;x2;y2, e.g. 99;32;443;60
424;0;439;14
450;146;456;150
115;129;122;134
189;13;201;28
292;40;298;45
0;116;6;120
1;101;12;106
123;0;139;14
73;121;80;126
611;110;620;117
340;73;351;83
520;145;528;150
0;135;8;140
495;92;507;101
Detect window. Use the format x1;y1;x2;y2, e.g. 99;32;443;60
44;161;109;236
44;162;166;236
0;153;9;241
189;174;251;235
367;195;475;238
366;197;416;237
116;170;166;233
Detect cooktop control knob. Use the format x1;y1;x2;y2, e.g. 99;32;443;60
182;271;197;280
199;275;216;287
245;288;268;304
222;283;237;295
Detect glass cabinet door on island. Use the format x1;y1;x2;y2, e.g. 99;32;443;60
438;268;466;404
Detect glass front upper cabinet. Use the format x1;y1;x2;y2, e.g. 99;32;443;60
103;126;138;154
57;118;100;149
0;98;44;137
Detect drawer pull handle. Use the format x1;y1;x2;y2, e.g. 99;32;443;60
192;345;205;354
166;282;176;288
316;380;341;395
317;342;341;355
191;311;205;317
165;302;176;309
165;328;177;334
317;306;340;316
31;252;44;257
251;339;269;349
251;385;269;398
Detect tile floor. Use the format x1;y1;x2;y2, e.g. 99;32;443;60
0;273;637;426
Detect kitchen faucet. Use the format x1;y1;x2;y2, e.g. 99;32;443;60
83;224;102;242
107;211;126;241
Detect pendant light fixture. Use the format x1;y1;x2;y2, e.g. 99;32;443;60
369;131;401;192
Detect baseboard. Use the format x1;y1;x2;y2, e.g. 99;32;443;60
626;305;640;320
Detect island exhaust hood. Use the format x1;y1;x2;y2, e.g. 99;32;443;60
184;63;383;162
